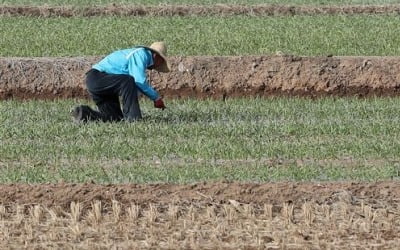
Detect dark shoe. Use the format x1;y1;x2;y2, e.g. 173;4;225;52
70;105;85;123
71;105;104;123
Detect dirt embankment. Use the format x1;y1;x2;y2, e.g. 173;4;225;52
0;181;398;210
1;56;400;100
0;4;400;17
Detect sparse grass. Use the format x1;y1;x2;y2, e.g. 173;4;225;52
1;98;400;183
1;15;400;57
0;0;399;6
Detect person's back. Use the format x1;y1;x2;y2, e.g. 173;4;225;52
93;49;131;75
93;47;150;75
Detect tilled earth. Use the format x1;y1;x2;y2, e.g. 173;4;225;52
2;55;400;100
2;181;399;209
1;4;400;17
0;182;399;248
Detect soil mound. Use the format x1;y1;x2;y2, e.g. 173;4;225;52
1;4;400;17
0;181;398;209
1;56;400;99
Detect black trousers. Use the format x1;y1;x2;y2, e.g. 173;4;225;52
85;69;142;121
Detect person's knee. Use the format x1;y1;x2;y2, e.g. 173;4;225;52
85;69;99;89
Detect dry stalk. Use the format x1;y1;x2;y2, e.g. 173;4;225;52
86;200;102;226
53;205;65;219
215;221;227;237
0;205;6;220
47;230;57;242
374;232;382;241
70;202;82;224
168;204;179;222
47;208;58;224
112;200;121;223
263;204;273;220
388;214;395;230
24;222;34;240
340;202;348;220
30;205;43;224
361;200;365;214
363;205;376;224
222;204;236;221
126;203;140;222
302;202;314;226
381;208;389;218
69;223;81;241
194;222;206;243
206;205;216;219
183;219;187;229
322;204;331;221
144;230;158;247
242;204;255;218
167;236;176;249
187;205;196;221
362;205;377;232
145;203;158;223
15;205;24;225
282;203;294;225
2;224;10;241
188;231;197;249
345;213;355;231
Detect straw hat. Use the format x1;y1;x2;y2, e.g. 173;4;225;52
145;41;170;73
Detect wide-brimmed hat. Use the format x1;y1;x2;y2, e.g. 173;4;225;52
144;41;170;73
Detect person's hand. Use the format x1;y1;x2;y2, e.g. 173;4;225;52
154;98;166;110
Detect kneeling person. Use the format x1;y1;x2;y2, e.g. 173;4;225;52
72;41;169;122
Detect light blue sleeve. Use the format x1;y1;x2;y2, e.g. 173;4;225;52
127;49;160;101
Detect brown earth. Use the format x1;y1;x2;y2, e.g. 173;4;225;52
1;4;400;17
1;55;400;100
0;181;399;212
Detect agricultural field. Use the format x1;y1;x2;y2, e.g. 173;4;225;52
2;98;400;183
1;0;400;248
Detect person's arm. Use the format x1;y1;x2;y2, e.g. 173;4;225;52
127;48;160;101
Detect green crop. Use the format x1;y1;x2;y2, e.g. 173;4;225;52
1;15;399;57
1;98;400;183
0;0;398;6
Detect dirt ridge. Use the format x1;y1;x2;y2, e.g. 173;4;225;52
0;181;399;210
1;4;400;17
1;55;400;100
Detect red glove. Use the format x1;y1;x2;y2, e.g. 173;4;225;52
154;98;166;110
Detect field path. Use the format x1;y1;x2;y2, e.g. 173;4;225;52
1;4;400;17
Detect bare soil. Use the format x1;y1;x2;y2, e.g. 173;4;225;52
1;55;400;100
0;182;399;248
1;181;398;210
1;4;400;17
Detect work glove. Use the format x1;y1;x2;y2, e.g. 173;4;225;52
154;98;166;110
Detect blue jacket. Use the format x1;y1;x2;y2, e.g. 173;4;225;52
92;47;159;101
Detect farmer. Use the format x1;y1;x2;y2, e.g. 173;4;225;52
71;41;169;122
